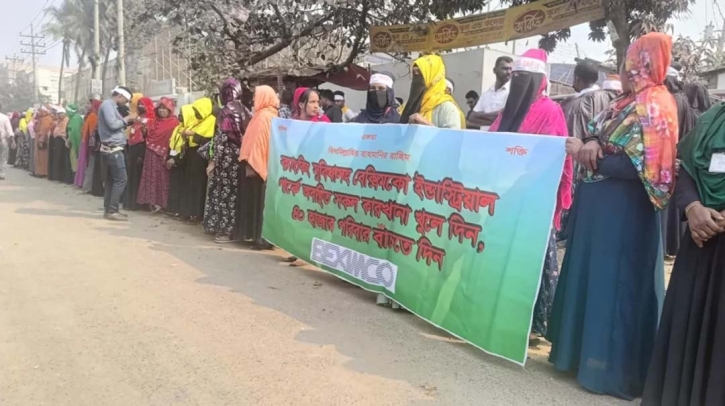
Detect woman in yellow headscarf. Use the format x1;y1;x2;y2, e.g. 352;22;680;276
171;97;216;221
399;54;465;129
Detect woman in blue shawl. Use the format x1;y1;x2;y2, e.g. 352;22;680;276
354;72;400;124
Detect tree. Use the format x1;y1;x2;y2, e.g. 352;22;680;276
0;75;46;111
142;0;481;90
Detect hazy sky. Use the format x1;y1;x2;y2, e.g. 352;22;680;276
0;0;719;69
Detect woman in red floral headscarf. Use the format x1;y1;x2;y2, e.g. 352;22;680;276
548;33;678;400
124;96;155;211
137;97;178;212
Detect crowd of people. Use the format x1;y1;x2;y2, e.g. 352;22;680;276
0;31;723;404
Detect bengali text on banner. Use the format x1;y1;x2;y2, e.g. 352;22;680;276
369;0;604;53
262;119;566;365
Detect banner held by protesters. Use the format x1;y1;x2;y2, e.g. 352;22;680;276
263;119;566;365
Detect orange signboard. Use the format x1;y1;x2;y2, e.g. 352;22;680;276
369;0;604;53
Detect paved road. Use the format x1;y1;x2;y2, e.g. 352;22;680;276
0;168;632;406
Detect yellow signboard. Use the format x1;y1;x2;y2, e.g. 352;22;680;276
369;0;604;53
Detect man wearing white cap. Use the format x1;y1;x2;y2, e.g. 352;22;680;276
98;85;137;221
333;91;356;122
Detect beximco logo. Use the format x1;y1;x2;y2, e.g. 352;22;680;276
434;24;459;44
513;10;546;34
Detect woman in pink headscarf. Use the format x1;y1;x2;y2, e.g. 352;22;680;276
489;48;573;341
292;87;331;122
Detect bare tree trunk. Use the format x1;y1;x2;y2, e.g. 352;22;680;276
606;0;630;68
74;49;87;104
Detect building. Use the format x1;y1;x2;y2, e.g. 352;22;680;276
703;66;725;99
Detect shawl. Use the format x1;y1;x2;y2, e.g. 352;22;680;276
292;88;330;122
410;55;465;128
129;97;156;145
217;78;248;147
147;98;179;157
490;90;573;231
188;97;216;147
66;103;84;156
37;112;53;143
239;85;279;180
53;116;69;138
19;109;32;134
591;32;678;210
679;102;725;210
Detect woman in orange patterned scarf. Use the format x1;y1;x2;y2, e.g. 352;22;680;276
547;33;678;400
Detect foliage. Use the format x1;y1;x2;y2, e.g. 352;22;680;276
140;0;492;90
493;0;692;65
672;34;725;82
0;75;47;111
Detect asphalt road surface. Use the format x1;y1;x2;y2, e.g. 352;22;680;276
0;168;634;406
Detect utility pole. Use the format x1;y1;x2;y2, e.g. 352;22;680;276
117;0;126;86
20;24;45;104
91;0;102;99
5;55;23;84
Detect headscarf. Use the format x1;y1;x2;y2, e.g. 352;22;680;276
493;49;548;133
129;93;143;115
587;32;678;210
147;97;179;157
19;109;32;134
679;102;725;210
10;112;20;131
81;100;101;142
355;73;401;124
399;54;465;127
188;97;216;147
217;78;250;147
292;88;330;122
169;97;217;153
129;97;156;145
66;103;84;157
685;83;712;115
490;49;572;230
239;85;279;180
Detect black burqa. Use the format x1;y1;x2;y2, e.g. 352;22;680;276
493;72;544;132
399;74;425;124
685;83;712;117
661;76;697;256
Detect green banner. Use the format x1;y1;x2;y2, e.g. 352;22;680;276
263;119;566;364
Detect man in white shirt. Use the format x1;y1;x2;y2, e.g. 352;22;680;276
0;104;15;180
467;56;513;130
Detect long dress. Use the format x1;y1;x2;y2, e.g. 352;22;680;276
49;136;65;182
74;136;89;187
180;146;208;219
641;121;725;406
203;132;239;237
166;154;185;215
33;118;49;177
137;151;170;209
123;142;146;210
547;153;665;400
235;165;266;242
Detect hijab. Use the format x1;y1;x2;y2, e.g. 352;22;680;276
589;32;678;209
239;85;279;180
399;54;465;127
679;102;725;210
685;83;712;115
217;78;250;147
129;97;156;145
494;50;548;133
355;73;400;124
292;87;330;122
147;97;179;157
